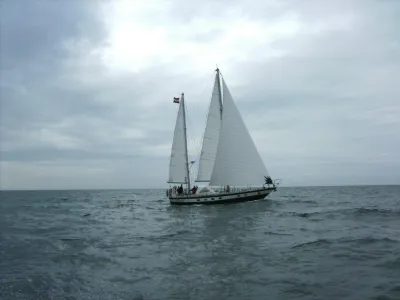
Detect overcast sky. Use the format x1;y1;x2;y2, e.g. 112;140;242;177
1;0;399;190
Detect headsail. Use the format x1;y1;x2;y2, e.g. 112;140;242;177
209;77;269;186
195;71;222;182
168;95;189;184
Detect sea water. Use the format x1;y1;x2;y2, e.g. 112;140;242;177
1;186;399;299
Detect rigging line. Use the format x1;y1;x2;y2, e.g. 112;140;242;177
184;100;195;154
184;70;216;166
218;71;225;108
184;104;198;184
195;70;218;157
184;100;199;174
184;71;213;148
185;101;202;182
182;73;213;182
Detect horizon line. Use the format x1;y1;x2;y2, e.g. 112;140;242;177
1;183;399;192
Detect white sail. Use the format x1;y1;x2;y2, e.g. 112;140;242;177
168;98;189;183
209;77;269;186
195;73;222;182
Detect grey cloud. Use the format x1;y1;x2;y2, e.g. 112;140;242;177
1;0;399;189
0;0;108;130
0;0;105;68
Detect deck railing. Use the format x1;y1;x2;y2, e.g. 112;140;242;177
168;182;279;198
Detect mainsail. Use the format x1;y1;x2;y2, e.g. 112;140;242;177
168;94;190;185
195;72;222;182
209;77;269;186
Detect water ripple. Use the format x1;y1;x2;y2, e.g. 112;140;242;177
1;186;400;299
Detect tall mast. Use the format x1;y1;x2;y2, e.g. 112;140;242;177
181;93;191;192
216;68;223;119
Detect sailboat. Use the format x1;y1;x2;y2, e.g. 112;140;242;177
166;68;279;205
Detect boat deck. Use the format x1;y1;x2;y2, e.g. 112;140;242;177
168;186;276;200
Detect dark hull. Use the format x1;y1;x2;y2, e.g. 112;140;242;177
171;193;268;205
168;187;275;205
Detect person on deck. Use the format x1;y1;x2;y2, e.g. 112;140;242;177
191;186;198;194
264;176;273;187
177;184;183;195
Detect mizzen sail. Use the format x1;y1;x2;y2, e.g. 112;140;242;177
168;96;189;184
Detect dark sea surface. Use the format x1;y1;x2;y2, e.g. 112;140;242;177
1;186;400;300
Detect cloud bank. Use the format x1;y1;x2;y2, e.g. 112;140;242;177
1;0;399;189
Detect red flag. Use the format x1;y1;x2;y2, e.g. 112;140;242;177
173;97;180;103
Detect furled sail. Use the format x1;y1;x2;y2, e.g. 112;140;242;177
209;77;269;186
195;72;222;182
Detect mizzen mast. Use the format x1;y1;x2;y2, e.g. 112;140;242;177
181;93;191;193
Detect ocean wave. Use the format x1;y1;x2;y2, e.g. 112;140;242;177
355;207;400;216
291;237;399;249
264;231;293;236
281;207;400;219
284;198;318;204
135;229;191;242
291;238;332;249
281;211;321;218
378;257;400;270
